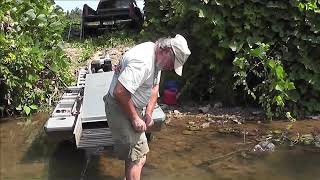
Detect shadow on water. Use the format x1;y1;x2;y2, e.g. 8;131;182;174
20;131;52;164
45;141;117;180
47;141;119;180
47;141;86;180
19;133;119;180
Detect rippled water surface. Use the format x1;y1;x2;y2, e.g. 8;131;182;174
1;113;319;180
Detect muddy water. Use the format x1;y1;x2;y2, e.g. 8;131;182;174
1;113;320;180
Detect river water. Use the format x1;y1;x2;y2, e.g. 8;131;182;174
1;113;319;180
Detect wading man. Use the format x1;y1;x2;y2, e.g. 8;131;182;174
104;34;191;180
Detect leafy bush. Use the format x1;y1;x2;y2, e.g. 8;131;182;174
143;0;320;118
0;0;73;115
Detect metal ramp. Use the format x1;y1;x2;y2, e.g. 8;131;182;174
44;68;87;141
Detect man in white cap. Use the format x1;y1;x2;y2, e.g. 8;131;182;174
104;34;191;180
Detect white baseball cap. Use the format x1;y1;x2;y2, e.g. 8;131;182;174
171;34;191;76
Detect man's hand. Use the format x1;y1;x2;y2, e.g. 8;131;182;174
131;117;147;133
144;114;154;128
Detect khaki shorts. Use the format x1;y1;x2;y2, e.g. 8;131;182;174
104;93;149;161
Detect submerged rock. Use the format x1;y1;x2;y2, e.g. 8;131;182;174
198;104;211;113
253;141;275;152
306;115;320;120
200;122;210;129
187;125;200;131
300;134;314;145
213;102;223;109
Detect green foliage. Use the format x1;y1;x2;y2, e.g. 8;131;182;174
0;0;73;116
144;0;320;118
233;43;296;119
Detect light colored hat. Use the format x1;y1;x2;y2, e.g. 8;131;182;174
171;34;191;76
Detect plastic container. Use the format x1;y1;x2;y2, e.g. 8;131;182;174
164;80;179;91
163;88;177;105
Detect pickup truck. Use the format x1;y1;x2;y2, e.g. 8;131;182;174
82;0;144;35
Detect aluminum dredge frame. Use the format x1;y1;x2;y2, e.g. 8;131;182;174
44;52;166;178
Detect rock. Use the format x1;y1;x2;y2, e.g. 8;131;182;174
206;118;216;123
300;134;314;145
306;115;320;120
213;102;223;109
182;130;193;135
164;118;171;125
216;120;223;125
200;122;210;129
252;111;263;115
187;125;200;131
173;110;181;115
253;141;275;152
247;116;255;121
246;130;258;136
159;104;168;110
172;110;183;118
232;119;242;124
314;134;320;148
198;104;211;114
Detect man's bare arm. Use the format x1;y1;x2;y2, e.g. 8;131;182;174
113;81;146;132
143;84;159;128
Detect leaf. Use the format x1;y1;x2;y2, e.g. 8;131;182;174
25;9;36;20
275;66;284;79
23;105;31;115
275;84;283;92
268;59;276;68
202;0;209;4
37;14;47;23
16;105;22;111
198;9;205;18
214;0;222;5
50;21;62;28
229;41;243;52
29;104;38;110
28;74;36;81
25;82;32;89
274;95;284;107
286;82;295;90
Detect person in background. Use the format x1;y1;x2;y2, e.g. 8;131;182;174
104;34;191;180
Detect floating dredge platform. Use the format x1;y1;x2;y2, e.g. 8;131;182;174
44;53;166;151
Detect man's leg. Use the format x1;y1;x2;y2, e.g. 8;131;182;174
125;155;146;180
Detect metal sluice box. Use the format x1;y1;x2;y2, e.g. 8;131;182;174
44;70;166;149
